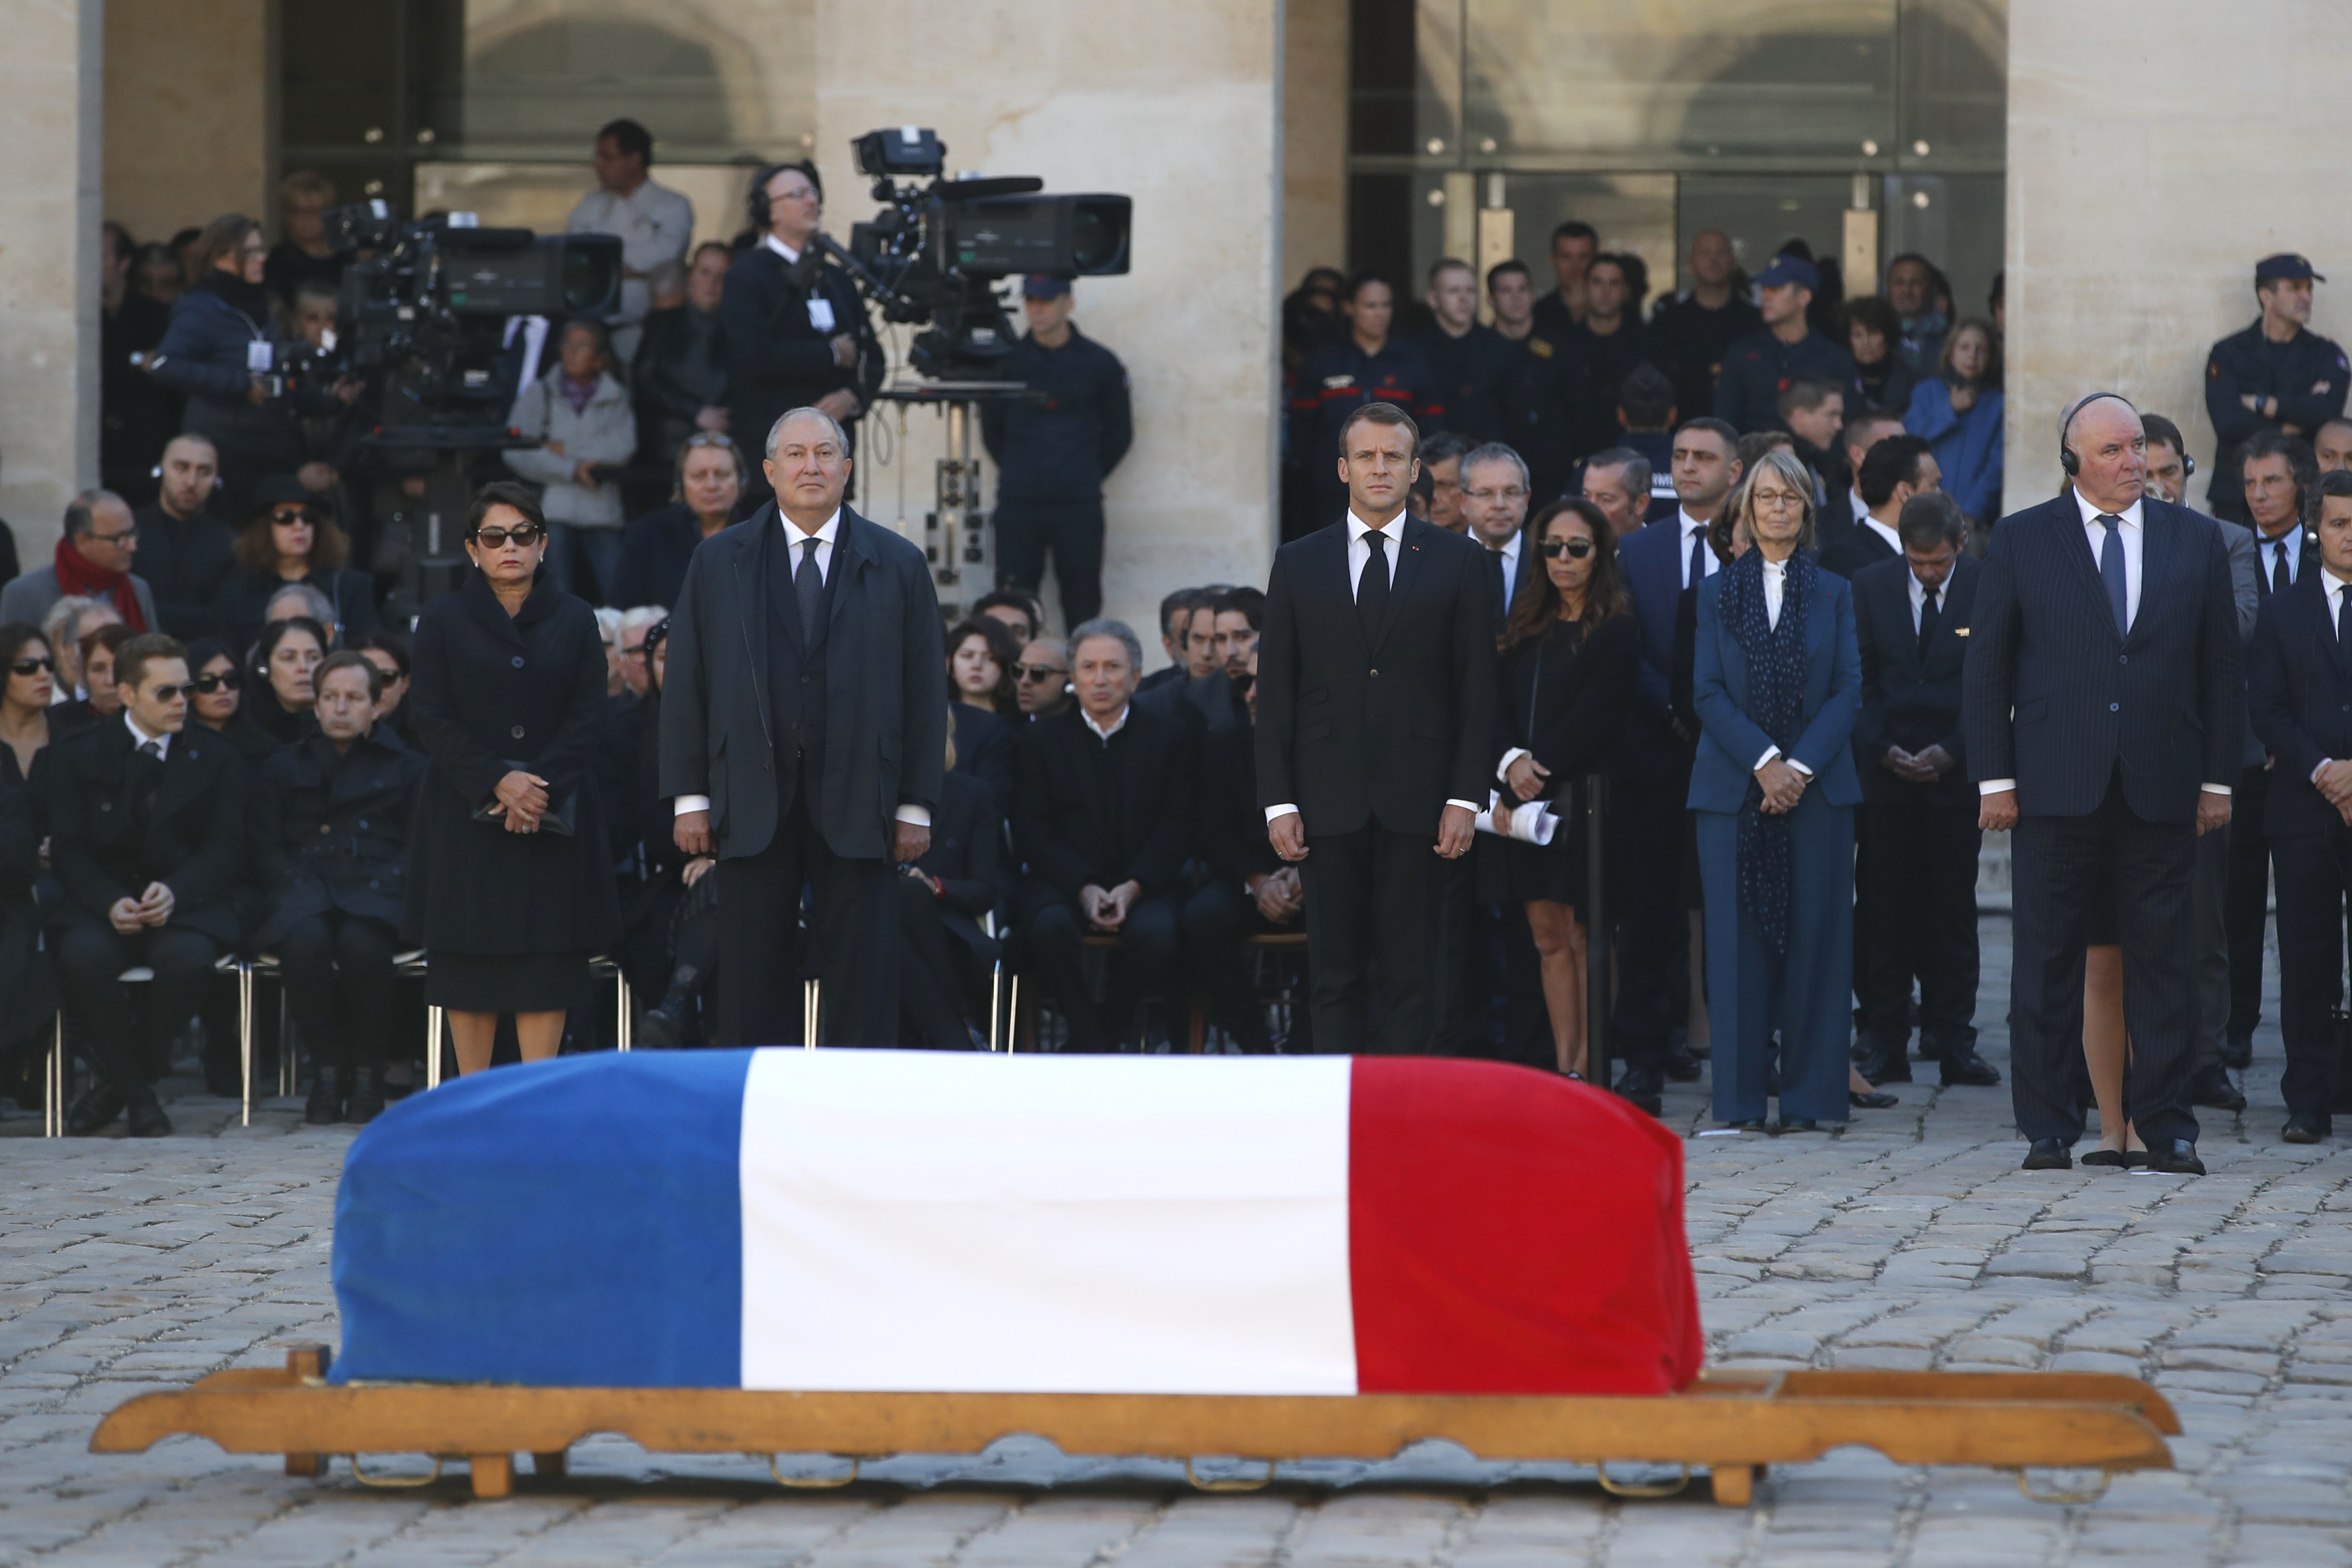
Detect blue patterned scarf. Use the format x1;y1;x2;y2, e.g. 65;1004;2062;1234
1722;548;1815;958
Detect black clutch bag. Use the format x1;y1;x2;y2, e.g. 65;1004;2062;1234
473;762;578;836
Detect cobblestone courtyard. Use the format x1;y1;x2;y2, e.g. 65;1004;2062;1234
3;918;2350;1566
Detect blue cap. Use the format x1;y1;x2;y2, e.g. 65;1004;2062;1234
1021;274;1072;300
2255;252;2325;284
1754;254;1819;292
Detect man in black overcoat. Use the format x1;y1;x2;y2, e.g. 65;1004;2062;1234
47;634;245;1136
1257;401;1497;1053
662;407;946;1047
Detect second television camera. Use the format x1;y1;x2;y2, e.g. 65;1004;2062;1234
833;127;1131;380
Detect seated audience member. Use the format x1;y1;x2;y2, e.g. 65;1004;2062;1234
48;634;246;1136
214;476;377;653
1138;588;1212;695
972;588;1043;647
39;597;124;709
1014;619;1196;1051
251;651;426;1124
1848;491;2000;1090
0;624;55;795
595;607;626;697
1179;647;1288;1054
1491;499;1641;1087
944;616;1017;812
504;317;637;603
0;624;55;1064
355;630;414;744
263;582;340;639
1014;636;1073;720
0;491;158;633
245;616;328;748
1173;586;1264;733
616;606;664;701
181;637;276;765
631;241;732;462
54;624;135;732
900;714;1017;1049
1844;296;1919;418
617;618;719;1048
611;434;743;612
134;435;237;639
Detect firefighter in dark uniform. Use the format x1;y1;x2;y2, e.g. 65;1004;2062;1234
2204;253;2349;524
1485;259;1587;506
1413;258;1516;446
1712;254;1863;435
722;160;882;504
980;275;1133;629
1286;272;1440;534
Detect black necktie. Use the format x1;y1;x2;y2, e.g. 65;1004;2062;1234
138;739;162;761
1917;583;1939;659
2274;541;2293;597
1687;528;1707;590
1358;527;1390;643
796;536;824;639
2337;585;2347;646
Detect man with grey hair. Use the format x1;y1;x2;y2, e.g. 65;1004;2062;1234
0;490;159;631
616;603;667;699
1578;447;1652;539
1460;442;1535;619
1012;615;1197;1050
662;405;946;1047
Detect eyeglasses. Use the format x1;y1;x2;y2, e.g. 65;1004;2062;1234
270;507;316;525
1538;538;1596;560
9;656;54;676
1464;487;1528;503
88;529;138;547
1014;664;1069;682
191;671;244;695
472;524;545;548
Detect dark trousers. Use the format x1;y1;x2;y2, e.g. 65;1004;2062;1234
2224;763;2273;1046
2270;828;2350;1123
2009;772;2200;1147
279;911;398;1068
1429;855;1484;1054
1022;892;1179;1051
55;923;218;1091
2193;815;2230;1073
897;875;980;1049
994;500;1104;628
1299;825;1433;1054
715;793;898;1047
1611;773;1690;1063
1856;792;1981;1055
1179;881;1280;1052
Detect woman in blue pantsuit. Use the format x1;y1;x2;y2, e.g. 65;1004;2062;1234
1690;448;1863;1130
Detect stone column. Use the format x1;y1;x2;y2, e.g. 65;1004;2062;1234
812;0;1283;639
2006;4;2352;519
0;0;103;566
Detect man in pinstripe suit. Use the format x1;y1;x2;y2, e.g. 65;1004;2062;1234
1963;394;2244;1176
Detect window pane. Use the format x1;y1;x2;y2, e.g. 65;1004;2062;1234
1675;175;1858;296
1897;0;2007;171
1350;0;1461;161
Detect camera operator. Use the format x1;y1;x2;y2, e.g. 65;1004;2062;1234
147;215;360;525
723;162;880;505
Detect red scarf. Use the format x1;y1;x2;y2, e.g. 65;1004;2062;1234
52;536;147;632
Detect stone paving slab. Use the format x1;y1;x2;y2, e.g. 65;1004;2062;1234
3;917;2350;1564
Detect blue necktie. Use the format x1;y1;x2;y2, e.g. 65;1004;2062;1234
2096;513;2128;635
1687;528;1706;591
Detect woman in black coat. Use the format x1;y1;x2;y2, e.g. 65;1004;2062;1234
404;482;619;1073
1491;498;1639;1080
214;475;379;653
0;622;57;1067
897;714;1016;1049
252;651;426;1124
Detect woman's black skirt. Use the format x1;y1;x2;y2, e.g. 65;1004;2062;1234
423;949;594;1012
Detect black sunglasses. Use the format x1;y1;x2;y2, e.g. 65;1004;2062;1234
1538;538;1596;560
472;523;546;548
1014;663;1068;682
191;671;244;694
9;656;54;676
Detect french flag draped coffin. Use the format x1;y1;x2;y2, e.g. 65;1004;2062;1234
331;1051;1703;1396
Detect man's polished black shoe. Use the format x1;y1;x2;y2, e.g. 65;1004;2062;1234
2146;1139;2205;1175
2189;1065;2246;1112
1850;1089;1899;1110
1662;1046;1703;1083
125;1090;172;1139
1938;1047;2002;1087
1855;1042;1913;1085
2021;1138;2073;1170
2283;1115;2330;1145
1614;1065;1664;1117
66;1081;126;1136
2220;1035;2254;1071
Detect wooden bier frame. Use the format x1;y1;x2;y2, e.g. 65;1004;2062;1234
93;1346;2178;1507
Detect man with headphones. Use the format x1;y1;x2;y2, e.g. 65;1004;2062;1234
1963;391;2243;1176
722;162;882;506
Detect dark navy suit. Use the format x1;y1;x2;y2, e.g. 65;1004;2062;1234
1688;562;1862;1124
1963;493;2243;1148
2247;568;2352;1126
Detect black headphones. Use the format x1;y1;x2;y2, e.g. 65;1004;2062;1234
746;161;822;231
2057;391;2136;476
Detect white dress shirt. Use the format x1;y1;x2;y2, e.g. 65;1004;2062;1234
124;709;170;761
1677;509;1720;590
1266;510;1481;826
2260;530;2305;589
2318;571;2352;786
676;510;930;827
1909;566;1939;634
1081;704;1130;742
1979;493;2227;798
1492;529;1522;597
1860;511;1904;559
1750;555;1813;777
567;180;695;326
762;233;803;266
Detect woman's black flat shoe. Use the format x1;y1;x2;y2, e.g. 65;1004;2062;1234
1849;1090;1898;1110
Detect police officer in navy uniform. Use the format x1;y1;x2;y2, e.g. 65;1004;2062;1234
2204;254;2349;525
1287;272;1441;534
1713;254;1863;435
980;275;1133;629
723;160;883;505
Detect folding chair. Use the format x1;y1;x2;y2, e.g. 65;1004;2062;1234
46;953;245;1136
